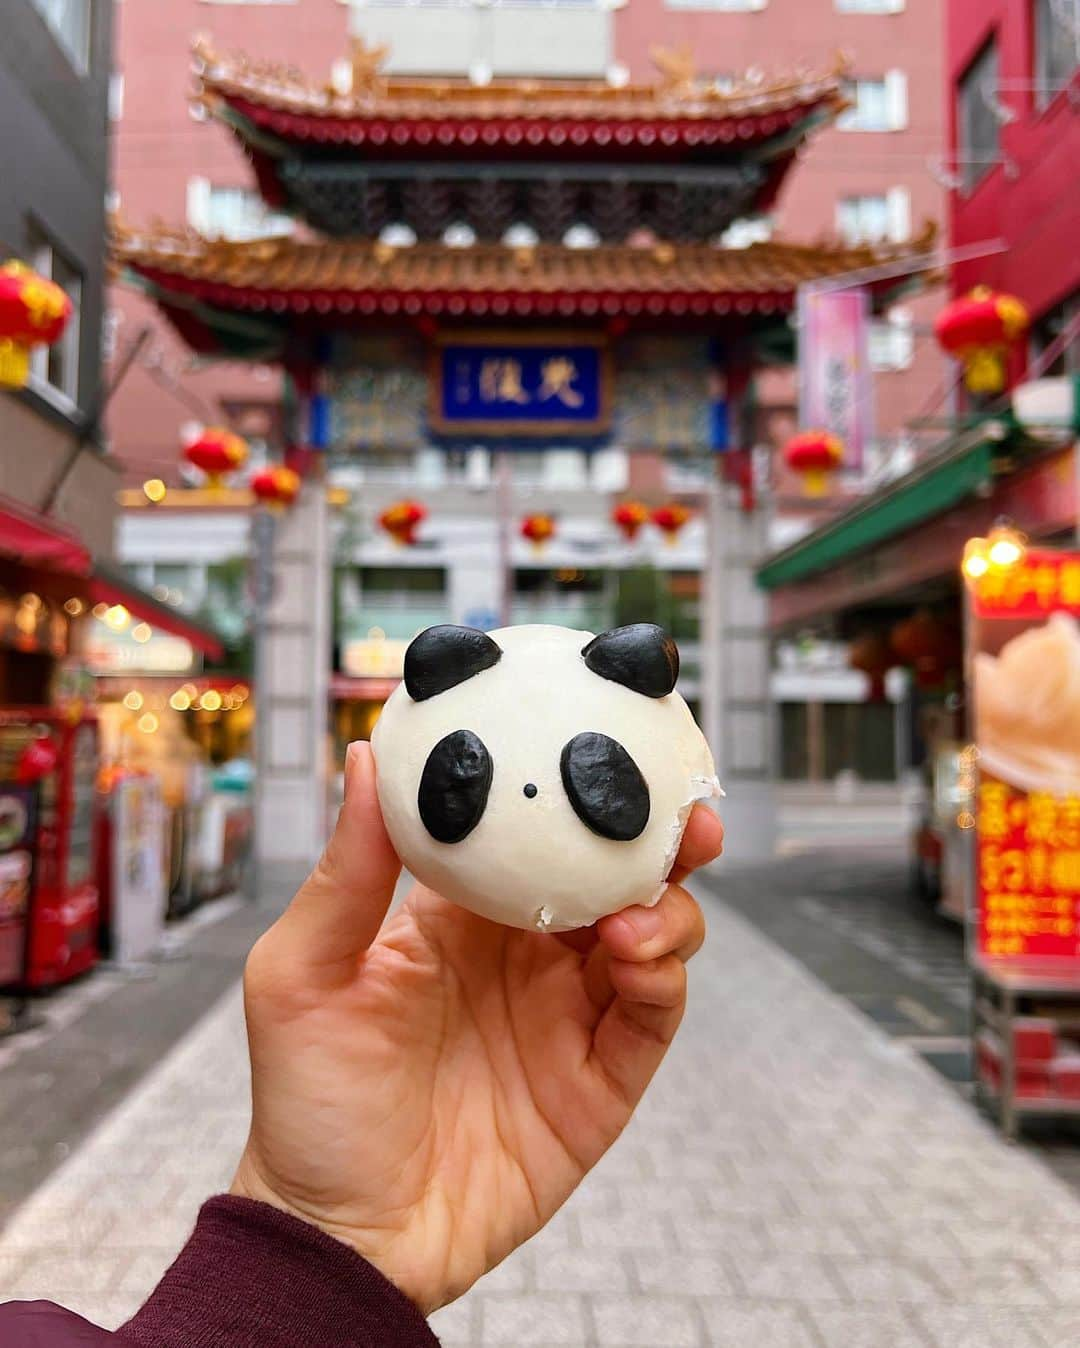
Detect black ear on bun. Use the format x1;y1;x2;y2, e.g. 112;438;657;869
581;623;679;699
404;625;502;702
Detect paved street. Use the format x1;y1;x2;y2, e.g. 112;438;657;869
5;853;1080;1345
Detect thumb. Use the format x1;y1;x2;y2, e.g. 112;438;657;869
270;741;402;978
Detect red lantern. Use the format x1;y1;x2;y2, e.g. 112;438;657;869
612;501;650;542
934;287;1029;396
520;513;556;550
849;634;893;702
183;428;249;486
15;734;60;784
0;260;73;389
651;503;691;542
890;610;962;691
379;500;427;546
251;465;301;511
783;431;844;497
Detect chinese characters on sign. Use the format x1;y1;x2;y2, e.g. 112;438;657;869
798;287;873;473
973;549;1080;961
431;335;610;439
970;550;1080;619
978;779;1080;957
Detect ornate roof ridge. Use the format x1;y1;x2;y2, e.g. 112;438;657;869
190;33;850;124
113;217;936;272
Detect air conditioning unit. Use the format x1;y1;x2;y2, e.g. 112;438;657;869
1012;375;1080;432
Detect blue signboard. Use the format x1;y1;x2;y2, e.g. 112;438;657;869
430;333;611;441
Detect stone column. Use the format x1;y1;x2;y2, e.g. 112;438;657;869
700;473;777;862
254;475;332;887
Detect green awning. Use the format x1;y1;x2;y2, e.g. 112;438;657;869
757;428;1004;591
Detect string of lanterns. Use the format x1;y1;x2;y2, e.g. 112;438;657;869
934;287;1029;396
183;427;250;487
379;499;427;546
847;610;963;700
251;465;301;511
161;427;304;513
520;512;557;551
649;503;692;543
783;431;844;497
611;501;650;542
0;259;73;389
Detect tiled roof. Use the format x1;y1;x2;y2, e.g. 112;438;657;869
192;36;847;138
114;225;938;318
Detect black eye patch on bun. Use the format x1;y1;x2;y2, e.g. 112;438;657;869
581;624;679;699
560;732;650;842
418;730;493;843
405;625;502;702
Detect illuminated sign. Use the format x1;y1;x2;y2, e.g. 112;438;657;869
972;548;1080;960
341;638;408;679
84;629;196;675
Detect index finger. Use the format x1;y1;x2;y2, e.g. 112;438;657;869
668;803;724;885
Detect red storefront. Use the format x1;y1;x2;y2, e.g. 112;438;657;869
947;0;1080;365
0;495;224;998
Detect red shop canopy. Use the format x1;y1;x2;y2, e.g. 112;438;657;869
0;494;92;576
89;565;225;661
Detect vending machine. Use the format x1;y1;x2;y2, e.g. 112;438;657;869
0;710;101;990
97;768;166;965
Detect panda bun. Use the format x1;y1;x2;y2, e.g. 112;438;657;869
371;623;721;933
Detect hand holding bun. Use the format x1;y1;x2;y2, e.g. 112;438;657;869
371;623;721;931
233;740;723;1314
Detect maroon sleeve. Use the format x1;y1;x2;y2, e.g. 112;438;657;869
120;1196;440;1348
0;1300;117;1345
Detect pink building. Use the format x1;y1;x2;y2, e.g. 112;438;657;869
617;0;945;450
108;2;351;486
108;0;944;481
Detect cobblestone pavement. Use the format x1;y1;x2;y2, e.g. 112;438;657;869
5;875;1080;1346
0;886;291;1227
707;849;1080;1189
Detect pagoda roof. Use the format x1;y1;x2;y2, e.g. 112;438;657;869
192;36;848;158
114;222;937;356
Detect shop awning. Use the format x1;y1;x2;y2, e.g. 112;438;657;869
757;424;1006;592
761;439;1078;631
89;565;225;661
0;494;92;576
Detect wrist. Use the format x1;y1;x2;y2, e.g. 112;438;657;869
229;1152;357;1251
123;1195;438;1347
229;1150;433;1313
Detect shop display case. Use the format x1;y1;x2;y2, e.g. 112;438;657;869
0;710;101;989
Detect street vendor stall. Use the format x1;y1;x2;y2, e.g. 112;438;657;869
966;544;1080;1137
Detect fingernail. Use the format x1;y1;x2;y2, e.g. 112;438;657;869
344;741;362;796
619;904;663;942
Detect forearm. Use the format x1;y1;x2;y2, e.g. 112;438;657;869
121;1196;439;1348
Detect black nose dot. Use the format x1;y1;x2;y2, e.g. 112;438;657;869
523;783;538;799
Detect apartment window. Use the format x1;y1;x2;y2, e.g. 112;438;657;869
836;0;904;11
836;188;910;244
186;180;292;241
869;310;915;371
30;0;91;73
721;215;774;248
837;72;908;131
149;566;196;612
1034;0;1080;108
958;39;1001;192
28;231;82;409
108;72;124;122
1030;291;1080;376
